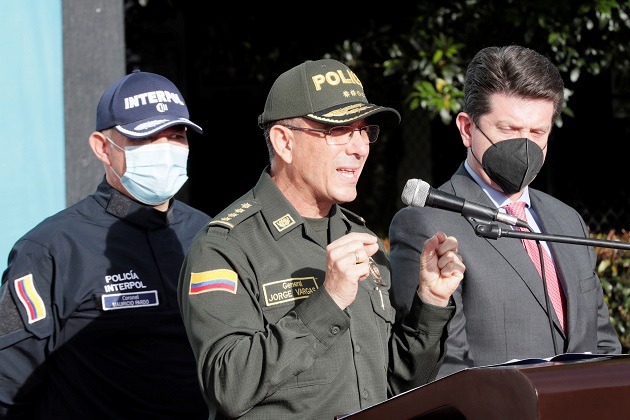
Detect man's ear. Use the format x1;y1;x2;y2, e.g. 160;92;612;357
269;125;294;164
456;112;474;148
89;132;111;165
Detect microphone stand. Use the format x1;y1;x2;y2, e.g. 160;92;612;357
473;223;630;250
467;217;630;356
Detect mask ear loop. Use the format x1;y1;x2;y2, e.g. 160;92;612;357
105;136;126;180
475;124;498;147
105;136;125;152
469;122;496;167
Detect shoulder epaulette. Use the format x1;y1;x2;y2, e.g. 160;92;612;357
208;199;261;230
340;206;366;226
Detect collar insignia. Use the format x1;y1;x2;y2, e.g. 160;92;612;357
273;214;296;232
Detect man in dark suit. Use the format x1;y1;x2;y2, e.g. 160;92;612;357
388;45;622;379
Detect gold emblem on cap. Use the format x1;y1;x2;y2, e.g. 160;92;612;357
343;90;364;99
322;103;371;118
273;214;296;232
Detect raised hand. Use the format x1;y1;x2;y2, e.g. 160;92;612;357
418;231;465;306
323;232;380;310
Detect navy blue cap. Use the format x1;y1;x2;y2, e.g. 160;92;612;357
95;70;202;139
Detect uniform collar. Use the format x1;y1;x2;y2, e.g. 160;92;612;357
93;177;175;229
254;168;352;243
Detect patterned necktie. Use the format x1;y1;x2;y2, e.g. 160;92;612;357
504;201;567;331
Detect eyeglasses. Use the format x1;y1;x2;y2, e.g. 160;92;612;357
281;124;380;145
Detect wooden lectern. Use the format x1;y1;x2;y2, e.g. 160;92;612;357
337;354;630;420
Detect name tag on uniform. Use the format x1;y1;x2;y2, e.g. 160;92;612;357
101;290;159;311
262;277;318;307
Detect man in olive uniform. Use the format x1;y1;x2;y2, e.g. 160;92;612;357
178;59;465;419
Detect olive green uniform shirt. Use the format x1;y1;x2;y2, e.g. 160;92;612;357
178;168;454;419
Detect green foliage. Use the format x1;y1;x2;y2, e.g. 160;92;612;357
333;0;630;125
594;230;630;351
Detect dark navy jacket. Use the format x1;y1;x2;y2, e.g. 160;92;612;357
0;178;210;419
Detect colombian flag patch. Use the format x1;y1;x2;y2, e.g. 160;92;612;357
190;269;238;295
14;274;46;324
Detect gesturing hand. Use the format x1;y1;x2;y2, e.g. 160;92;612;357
323;232;380;310
418;231;465;307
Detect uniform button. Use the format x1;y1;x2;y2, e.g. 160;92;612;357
330;326;340;334
362;389;368;399
355;345;361;353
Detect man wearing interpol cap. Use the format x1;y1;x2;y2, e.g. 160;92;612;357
0;71;210;418
178;58;465;419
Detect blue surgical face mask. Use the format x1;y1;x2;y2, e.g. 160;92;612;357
107;137;189;205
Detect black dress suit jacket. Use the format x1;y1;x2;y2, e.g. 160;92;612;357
389;163;622;379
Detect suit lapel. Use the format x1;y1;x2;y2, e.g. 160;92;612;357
450;166;562;329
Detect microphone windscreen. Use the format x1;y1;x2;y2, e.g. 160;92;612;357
401;179;431;207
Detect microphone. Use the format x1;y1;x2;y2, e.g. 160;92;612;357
401;178;528;228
